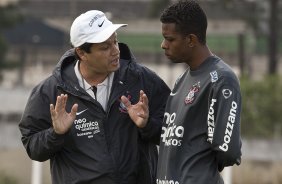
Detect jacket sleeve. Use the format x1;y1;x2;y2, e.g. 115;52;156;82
139;74;171;145
18;84;65;162
207;76;242;171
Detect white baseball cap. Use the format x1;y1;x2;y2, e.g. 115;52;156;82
70;10;127;47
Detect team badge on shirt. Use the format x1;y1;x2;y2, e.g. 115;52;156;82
185;82;200;104
119;91;132;113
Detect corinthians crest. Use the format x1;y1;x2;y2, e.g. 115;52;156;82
185;82;200;104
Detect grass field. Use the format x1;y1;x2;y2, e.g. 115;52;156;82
118;33;281;55
118;33;163;53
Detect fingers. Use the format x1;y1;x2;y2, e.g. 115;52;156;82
55;94;63;111
50;104;55;119
120;95;131;108
138;90;149;119
70;104;78;117
121;91;148;110
55;94;68;110
140;90;149;107
62;94;67;109
139;90;149;115
139;90;144;102
50;94;70;116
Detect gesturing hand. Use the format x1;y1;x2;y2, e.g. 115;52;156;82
120;90;149;128
50;94;78;135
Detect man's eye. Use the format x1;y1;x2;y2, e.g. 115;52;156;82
101;45;109;50
163;37;172;42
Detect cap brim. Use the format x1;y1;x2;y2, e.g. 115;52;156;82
87;24;127;43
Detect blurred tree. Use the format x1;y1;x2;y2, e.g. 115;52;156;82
240;75;282;138
268;0;279;75
0;3;23;80
215;0;281;75
0;36;7;68
0;4;22;27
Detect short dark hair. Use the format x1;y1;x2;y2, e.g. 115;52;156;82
73;42;93;60
160;0;207;44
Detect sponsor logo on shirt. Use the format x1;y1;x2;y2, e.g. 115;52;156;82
219;101;238;152
222;89;232;99
184;82;200;104
207;98;217;143
119;101;128;113
210;70;218;82
76;109;88;116
156;177;179;184
161;112;184;147
74;118;100;139
119;92;132;113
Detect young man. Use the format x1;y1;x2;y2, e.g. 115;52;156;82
156;1;242;183
19;10;170;184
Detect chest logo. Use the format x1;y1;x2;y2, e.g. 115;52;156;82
185;82;200;104
119;91;132;113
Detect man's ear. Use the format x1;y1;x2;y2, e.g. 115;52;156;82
186;34;198;48
75;48;86;60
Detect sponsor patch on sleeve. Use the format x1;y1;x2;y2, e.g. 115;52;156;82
222;89;232;99
210;71;218;83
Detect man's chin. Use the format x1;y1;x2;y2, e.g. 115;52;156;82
111;65;120;72
168;58;182;64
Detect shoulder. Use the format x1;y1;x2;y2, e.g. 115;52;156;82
207;57;240;91
29;75;58;103
211;57;239;81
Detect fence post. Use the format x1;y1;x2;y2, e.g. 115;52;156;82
31;160;43;184
222;167;232;184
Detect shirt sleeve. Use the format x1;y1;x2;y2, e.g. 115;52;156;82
139;74;171;145
207;76;242;171
19;85;65;162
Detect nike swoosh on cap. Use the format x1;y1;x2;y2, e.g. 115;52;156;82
98;19;105;27
76;109;88;115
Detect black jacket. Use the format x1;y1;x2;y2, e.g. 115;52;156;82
19;43;170;184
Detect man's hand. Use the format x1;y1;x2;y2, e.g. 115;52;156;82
120;90;149;128
50;94;78;134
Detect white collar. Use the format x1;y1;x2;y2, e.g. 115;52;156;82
74;60;92;90
74;60;114;90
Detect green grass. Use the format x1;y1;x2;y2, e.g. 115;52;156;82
117;33;282;55
207;34;239;53
118;33;164;53
0;172;17;184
